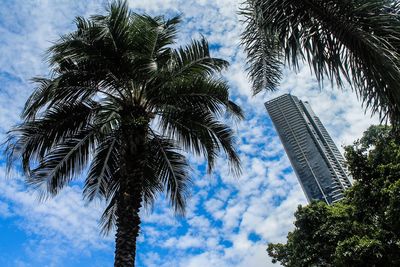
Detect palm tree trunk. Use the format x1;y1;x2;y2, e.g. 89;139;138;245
114;174;143;267
114;112;148;267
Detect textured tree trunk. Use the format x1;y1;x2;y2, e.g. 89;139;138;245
114;110;148;267
114;175;142;267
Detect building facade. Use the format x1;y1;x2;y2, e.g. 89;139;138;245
265;94;352;204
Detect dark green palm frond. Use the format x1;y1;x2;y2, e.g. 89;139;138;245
197;114;241;176
159;106;241;176
152;15;181;65
241;0;400;125
23;77;56;120
83;136;120;201
141;155;163;210
6;100;96;176
240;0;283;94
111;13;181;90
148;132;190;215
103;0;131;50
22;76;97;120
93;99;121;135
24;73;113;120
149;77;244;120
28;128;96;198
74;16;96;35
159;106;217;166
127;14;181;80
170;37;229;78
48;6;163;102
49;2;129;63
226;100;244;121
51;64;128;106
48;19;123;76
143;37;232;110
122;14;170;81
99;193;118;235
132;14;180;57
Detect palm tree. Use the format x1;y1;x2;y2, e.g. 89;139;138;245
5;1;242;266
241;0;400;126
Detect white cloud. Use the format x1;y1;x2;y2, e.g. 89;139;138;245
0;172;107;243
164;234;205;250
0;200;12;217
0;166;113;265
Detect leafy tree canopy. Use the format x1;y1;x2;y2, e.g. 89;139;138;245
267;125;400;266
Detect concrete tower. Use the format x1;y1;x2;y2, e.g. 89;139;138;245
265;94;352;204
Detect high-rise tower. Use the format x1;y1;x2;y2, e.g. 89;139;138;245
265;94;352;204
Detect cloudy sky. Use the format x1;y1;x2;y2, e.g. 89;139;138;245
0;1;379;267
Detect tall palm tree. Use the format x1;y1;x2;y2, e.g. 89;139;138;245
241;0;400;126
5;1;242;266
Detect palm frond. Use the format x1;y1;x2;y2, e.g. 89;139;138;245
28;128;95;198
149;77;244;120
153;15;181;65
240;0;283;94
99;193;118;235
6;100;96;176
83;136;119;201
24;72;121;120
241;0;400;125
133;14;180;58
159;106;241;176
48;8;134;100
105;0;130;49
23;77;56;120
170;37;229;78
140;155;163;210
148;132;190;215
93;99;121;135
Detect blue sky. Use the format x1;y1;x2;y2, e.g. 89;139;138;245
0;1;379;267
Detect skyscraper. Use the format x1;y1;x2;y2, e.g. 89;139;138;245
265;94;352;204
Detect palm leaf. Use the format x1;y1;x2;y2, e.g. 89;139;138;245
170;37;229;78
241;0;400;125
148;132;190;214
99;193;118;235
240;0;283;94
28;128;95;198
6;100;96;175
149;76;244;120
159;106;241;176
83;136;120;201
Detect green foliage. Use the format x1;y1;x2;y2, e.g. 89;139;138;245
240;0;400;126
335;236;386;267
267;125;400;266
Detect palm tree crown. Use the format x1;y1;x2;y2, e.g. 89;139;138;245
5;1;242;266
241;0;400;126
